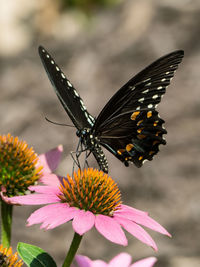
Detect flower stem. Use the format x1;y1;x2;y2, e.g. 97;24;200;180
1;200;13;247
62;232;83;267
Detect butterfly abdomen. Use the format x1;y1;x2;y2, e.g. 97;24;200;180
92;145;108;173
79;128;108;173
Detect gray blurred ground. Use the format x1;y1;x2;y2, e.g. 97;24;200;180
0;0;200;266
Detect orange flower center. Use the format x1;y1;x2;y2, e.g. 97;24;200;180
59;168;122;216
0;134;42;197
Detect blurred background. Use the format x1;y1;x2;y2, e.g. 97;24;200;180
0;0;200;266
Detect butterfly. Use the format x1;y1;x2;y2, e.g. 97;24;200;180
39;46;184;173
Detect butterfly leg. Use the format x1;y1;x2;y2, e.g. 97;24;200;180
83;150;92;169
70;138;82;173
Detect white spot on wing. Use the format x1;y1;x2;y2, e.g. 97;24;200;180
157;86;162;90
61;73;65;79
161;78;166;82
142;89;149;94
51;60;54;64
138;97;145;103
80;99;86;110
143;78;151;82
56;66;60;71
67;80;72;87
87;117;94;125
73;90;79;97
46;54;50;58
148;104;153;108
136;106;140;110
145;82;151;86
152;94;158;99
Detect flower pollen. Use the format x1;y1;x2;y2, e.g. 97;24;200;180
0;134;42;197
0;244;23;267
59;168;122;216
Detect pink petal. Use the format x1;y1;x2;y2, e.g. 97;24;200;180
37;145;63;174
92;260;108;267
116;207;171;237
39;174;62;186
3;193;60;205
43;207;78;230
131;257;157;267
0;191;15;204
134;216;171;237
75;255;93;267
73;210;95;235
108;253;132;267
114;216;157;251
118;205;148;216
95;214;127;246
27;203;78;229
28;185;60;195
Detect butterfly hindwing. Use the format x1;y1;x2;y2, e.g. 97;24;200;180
38;46;95;130
99;110;166;167
94;50;184;167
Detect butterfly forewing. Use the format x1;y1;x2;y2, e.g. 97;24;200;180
94;50;184;167
39;46;109;172
94;50;184;129
38;46;95;130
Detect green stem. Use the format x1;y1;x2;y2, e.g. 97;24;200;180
62;232;83;267
1;200;13;248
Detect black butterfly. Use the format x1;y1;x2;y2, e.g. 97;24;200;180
39;46;184;173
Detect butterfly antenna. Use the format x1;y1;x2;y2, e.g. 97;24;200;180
45;117;75;127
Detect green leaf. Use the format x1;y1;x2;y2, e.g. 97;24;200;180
17;242;57;267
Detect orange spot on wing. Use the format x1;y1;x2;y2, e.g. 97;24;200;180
131;111;140;120
117;149;125;155
139;156;143;160
126;144;134;152
149;151;155;155
156;131;161;136
137;128;144;133
137;120;143;126
137;134;146;139
147;111;152;118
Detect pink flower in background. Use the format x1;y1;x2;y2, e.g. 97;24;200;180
6;168;170;250
37;145;63;175
0;134;63;201
75;253;157;267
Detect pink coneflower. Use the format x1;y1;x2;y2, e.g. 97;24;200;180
0;133;63;247
0;133;63;199
75;253;157;267
6;168;170;251
0;244;23;267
